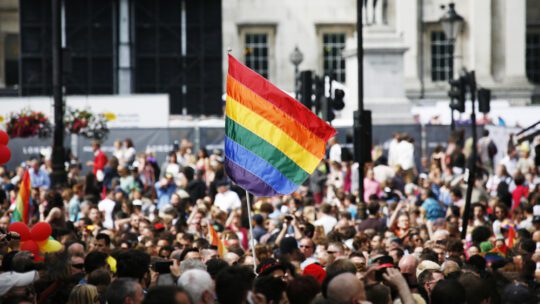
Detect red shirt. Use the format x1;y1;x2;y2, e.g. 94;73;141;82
512;185;529;210
93;149;108;175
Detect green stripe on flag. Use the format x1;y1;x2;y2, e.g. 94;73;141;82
226;117;310;185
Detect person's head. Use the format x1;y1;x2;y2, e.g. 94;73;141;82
11;251;35;273
95;233;111;253
116;250;151;285
92;141;101;152
494;204;508;220
87;269;112;292
367;202;380;217
180;248;202;261
253;275;287;304
299;237;315;258
85;251;109;274
70;255;86;275
365;283;391;304
180;259;207;274
457;272;490;304
67;284;99;304
326;242;345;264
215;266;255;304
177;269;214;304
124;138;134;149
143;286;191;304
472;203;486;219
205;259;229;280
326;272;366;304
397;214;410;230
418;269;444;296
502;282;537;304
285;275;320;304
430;279;466;304
105;278;144;304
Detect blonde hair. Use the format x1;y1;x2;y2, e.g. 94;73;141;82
68;284;99;304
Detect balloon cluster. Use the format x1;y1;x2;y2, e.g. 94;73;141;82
0;130;10;165
8;222;63;260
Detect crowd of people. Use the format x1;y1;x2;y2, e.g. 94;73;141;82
0;130;540;304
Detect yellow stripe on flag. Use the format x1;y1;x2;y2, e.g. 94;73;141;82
226;96;320;174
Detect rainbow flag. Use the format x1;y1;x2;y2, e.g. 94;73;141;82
208;223;225;257
12;170;31;224
225;55;336;196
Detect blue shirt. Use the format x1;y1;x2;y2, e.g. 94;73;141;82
69;195;81;222
29;168;50;189
421;197;446;221
155;182;177;210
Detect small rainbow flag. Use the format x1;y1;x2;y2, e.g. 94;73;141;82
208;223;224;257
225;55;336;196
12;170;31;224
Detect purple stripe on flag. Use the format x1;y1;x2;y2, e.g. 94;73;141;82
224;157;279;197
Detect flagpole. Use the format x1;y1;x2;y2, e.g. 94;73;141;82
245;190;257;275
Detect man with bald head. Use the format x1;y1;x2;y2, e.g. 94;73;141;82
326;272;367;304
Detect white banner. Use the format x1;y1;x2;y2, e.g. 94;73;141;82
0;94;170;128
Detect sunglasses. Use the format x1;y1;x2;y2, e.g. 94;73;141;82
71;263;85;270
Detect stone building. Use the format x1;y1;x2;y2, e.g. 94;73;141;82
1;0;539;124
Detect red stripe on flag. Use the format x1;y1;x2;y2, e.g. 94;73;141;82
227;55;336;142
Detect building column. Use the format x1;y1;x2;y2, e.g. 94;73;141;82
469;0;494;85
396;0;421;95
118;0;132;94
503;0;529;86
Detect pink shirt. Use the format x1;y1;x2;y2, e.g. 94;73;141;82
363;178;382;202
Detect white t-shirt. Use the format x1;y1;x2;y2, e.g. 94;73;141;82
329;143;342;163
215;190;241;212
98;198;116;229
314;215;337;235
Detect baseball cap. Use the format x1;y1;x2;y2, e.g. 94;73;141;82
256;258;286;276
416;260;440;279
0;271;39;296
303;263;326;284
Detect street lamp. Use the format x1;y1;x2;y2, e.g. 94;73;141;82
289;46;304;99
439;3;464;131
440;3;464;44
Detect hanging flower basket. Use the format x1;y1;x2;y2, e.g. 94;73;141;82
6;110;52;138
65;108;110;140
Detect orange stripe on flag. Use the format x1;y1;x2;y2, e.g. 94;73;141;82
227;55;335;142
227;75;326;159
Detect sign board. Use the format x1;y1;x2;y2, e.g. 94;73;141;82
0;94;170;128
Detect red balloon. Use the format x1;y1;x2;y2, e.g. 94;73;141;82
8;222;31;241
20;240;40;257
0;145;11;165
30;222;52;242
0;130;8;145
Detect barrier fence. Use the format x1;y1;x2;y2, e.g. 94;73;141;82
5;124;516;173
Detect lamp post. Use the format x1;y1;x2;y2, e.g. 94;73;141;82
439;3;464;131
289;46;304;100
50;0;67;186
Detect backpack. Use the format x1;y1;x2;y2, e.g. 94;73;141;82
487;141;498;158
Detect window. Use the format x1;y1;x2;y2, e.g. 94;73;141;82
4;34;19;87
244;33;269;78
323;33;346;82
526;31;540;84
430;31;453;82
